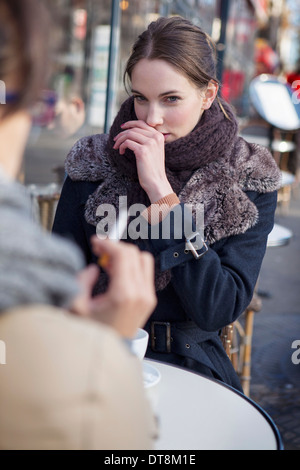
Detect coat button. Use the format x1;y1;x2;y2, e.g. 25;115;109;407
173;252;179;258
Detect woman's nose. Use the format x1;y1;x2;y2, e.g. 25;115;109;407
145;105;163;127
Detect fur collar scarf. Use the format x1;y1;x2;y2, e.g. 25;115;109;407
65;97;281;291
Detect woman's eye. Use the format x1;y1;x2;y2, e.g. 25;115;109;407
166;96;180;103
133;95;145;102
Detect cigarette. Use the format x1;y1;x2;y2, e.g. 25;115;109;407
98;208;128;269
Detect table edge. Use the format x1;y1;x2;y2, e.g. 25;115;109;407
145;358;284;451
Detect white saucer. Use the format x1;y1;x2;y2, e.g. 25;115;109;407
143;362;161;388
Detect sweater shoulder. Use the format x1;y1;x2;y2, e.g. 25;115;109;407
65;133;110;182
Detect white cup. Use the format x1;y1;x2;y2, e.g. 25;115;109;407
130;328;149;360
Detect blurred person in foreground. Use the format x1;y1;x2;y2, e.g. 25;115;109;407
0;0;157;450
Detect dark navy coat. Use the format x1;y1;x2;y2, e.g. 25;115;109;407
53;176;277;392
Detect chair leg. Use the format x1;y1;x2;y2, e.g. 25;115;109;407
240;309;255;397
231;320;245;374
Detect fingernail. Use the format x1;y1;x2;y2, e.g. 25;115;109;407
120;123;125;128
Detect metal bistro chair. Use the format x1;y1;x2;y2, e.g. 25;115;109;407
28;183;61;232
249;74;300;213
221;290;262;397
37;193;61;231
277;170;296;215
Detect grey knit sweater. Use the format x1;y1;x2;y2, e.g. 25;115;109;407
0;170;84;312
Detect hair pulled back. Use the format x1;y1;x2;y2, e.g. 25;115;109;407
124;16;219;93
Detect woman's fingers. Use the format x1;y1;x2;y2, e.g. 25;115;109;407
113;127;164;158
113;126;163;153
113;129;149;154
89;236;157;337
70;264;100;317
120;120;154;131
114;121;163;147
112;119;172;203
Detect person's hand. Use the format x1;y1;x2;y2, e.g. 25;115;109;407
113;120;173;203
90;236;157;338
71;237;157;338
70;263;99;317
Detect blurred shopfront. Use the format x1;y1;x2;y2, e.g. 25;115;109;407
39;0;221;136
25;0;271;184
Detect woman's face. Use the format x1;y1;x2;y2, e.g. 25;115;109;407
131;58;217;143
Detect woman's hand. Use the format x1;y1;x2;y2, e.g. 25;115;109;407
71;237;157;339
113;120;173;203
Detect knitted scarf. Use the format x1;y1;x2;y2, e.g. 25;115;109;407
65;96;282;292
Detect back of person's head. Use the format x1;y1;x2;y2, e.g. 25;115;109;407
0;0;51;118
124;16;219;92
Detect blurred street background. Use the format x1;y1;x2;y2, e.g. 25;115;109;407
249;184;300;451
23;0;300;186
22;0;300;450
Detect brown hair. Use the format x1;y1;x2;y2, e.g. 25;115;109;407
124;16;218;90
124;16;230;119
0;0;51;118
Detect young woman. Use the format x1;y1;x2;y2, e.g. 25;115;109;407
53;16;282;392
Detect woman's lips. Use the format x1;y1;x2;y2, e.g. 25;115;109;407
162;133;170;141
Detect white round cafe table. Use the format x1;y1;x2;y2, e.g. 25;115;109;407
144;359;283;450
267;223;293;247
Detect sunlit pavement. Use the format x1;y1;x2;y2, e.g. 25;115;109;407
250;186;300;451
